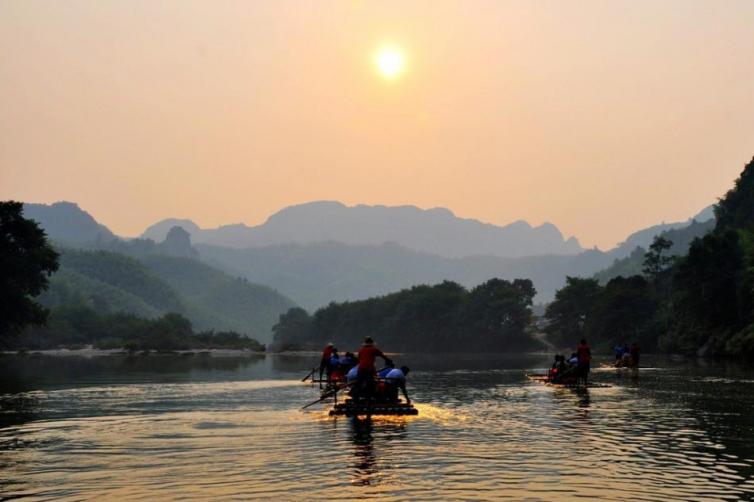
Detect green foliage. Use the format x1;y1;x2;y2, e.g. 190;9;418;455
272;279;542;353
642;236;674;278
35;248;296;345
595;219;715;284
0;201;60;340
15;306;265;351
544;277;602;348
589;276;658;349
271;308;313;351
139;254;295;341
566;156;754;359
715;159;754;232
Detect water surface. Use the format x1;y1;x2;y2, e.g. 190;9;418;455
1;353;754;500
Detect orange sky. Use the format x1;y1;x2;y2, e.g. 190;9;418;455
1;0;753;249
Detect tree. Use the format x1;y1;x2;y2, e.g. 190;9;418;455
0;201;59;339
272;307;312;349
588;275;659;349
714;156;754;233
544;277;602;348
643;236;674;278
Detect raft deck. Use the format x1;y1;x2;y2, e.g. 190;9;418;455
329;400;418;417
526;374;612;389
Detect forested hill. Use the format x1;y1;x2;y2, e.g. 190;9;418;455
546;156;754;359
594;218;716;283
271;279;543;353
38;248;296;344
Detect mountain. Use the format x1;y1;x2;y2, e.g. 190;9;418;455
195;205;714;310
595;218;716;284
608;205;715;260
198;241;613;310
23;201;116;243
38;248;296;344
143;201;583;258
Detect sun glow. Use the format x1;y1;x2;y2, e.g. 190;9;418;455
375;46;405;80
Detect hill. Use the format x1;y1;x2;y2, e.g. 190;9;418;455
39;248;296;343
198;241;614;309
143;201;583;258
23;202;115;243
595;218;716;283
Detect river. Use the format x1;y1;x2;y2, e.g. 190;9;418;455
1;353;753;500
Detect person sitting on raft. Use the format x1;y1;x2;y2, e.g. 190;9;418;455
354;336;393;399
549;355;567;382
385;366;411;404
629;342;640;367
328;349;346;383
614;344;626;364
339;351;357;370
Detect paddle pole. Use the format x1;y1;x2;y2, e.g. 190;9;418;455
301;368;315;382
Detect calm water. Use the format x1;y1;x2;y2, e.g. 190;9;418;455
1;353;754;501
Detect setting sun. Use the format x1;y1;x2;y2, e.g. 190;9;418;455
375;46;405;80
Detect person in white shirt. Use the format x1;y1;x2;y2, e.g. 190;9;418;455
385;366;411;404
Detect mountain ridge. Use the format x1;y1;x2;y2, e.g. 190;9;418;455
142;200;583;258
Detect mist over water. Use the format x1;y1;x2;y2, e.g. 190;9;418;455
1;354;754;500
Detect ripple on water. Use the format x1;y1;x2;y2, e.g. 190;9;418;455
0;365;753;500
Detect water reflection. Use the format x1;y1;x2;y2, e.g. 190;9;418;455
0;354;753;499
349;419;377;486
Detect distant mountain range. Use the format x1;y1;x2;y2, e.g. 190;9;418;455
142;201;584;258
22;200;716;310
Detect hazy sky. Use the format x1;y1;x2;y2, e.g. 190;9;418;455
1;0;753;249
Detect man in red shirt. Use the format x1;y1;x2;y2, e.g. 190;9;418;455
576;338;592;386
319;343;335;385
355;337;392;398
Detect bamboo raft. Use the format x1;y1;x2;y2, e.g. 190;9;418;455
527;374;612;389
329;400;418;417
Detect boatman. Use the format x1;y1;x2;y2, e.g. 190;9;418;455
319;343;335;386
576;338;592;385
385;366;411;404
355;336;392;398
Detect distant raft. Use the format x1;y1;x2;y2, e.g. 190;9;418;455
329;400;419;417
526;373;612;389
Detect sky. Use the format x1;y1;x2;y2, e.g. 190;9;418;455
1;0;753;249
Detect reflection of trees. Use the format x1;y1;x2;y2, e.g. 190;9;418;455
0;354;265;396
0;393;42;429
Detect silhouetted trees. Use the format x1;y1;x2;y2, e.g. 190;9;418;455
272;278;541;352
0;201;59;341
546;156;754;360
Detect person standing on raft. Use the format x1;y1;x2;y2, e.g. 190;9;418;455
576;338;592;385
319;343;335;387
356;336;392;398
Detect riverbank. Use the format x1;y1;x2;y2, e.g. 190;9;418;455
0;347;269;358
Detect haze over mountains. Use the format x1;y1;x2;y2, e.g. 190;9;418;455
23;200;715;312
143;201;584;258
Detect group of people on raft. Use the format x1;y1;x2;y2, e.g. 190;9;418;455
548;339;593;385
319;336;411;404
548;339;642;385
613;342;641;368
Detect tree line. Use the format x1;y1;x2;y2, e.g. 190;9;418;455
272;278;542;352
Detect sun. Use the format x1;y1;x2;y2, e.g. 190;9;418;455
375;46;405;80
